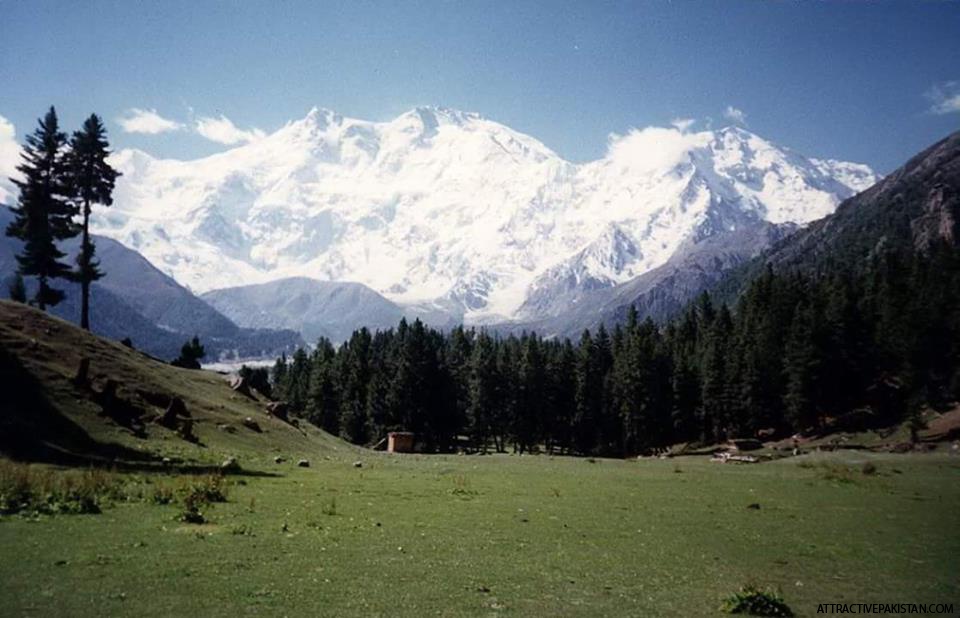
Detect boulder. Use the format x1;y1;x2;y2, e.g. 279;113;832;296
230;376;254;398
221;457;241;472
157;397;189;428
266;402;289;421
274;456;286;464
177;418;197;443
72;357;91;388
297;459;310;468
353;461;363;469
728;438;763;452
241;417;262;432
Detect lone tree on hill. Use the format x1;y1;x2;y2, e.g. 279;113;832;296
67;114;119;330
5;107;78;310
173;336;206;369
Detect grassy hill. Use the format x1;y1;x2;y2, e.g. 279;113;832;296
0;300;355;468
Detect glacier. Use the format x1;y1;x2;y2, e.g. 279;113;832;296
92;106;878;324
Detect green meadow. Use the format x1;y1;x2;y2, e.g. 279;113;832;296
2;452;958;617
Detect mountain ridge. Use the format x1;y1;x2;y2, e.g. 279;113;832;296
91;108;876;325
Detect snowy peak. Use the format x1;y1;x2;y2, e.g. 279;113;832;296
90;108;878;323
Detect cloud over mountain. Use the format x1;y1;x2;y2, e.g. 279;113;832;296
116;108;184;134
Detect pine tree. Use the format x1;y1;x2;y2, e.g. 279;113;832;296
5;107;78;310
783;300;821;432
339;329;371;444
466;332;497;453
572;330;599;454
173;336;206;369
306;339;340;433
271;353;289;399
66;114;119;330
515;334;545;453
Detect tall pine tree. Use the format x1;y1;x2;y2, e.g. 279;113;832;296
66;114;119;330
5;107;77;310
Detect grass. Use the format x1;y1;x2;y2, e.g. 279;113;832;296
0;299;358;468
1;451;958;617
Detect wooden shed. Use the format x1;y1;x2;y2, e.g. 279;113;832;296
387;432;415;453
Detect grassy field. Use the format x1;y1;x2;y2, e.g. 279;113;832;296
2;451;958;617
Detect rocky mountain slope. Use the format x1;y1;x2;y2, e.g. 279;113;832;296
202;277;405;344
0;207;303;360
711;129;960;305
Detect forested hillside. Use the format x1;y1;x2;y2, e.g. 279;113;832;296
269;132;960;455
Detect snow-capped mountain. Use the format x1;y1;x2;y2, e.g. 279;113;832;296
93;107;877;324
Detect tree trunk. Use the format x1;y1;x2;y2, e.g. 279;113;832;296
80;199;91;330
37;275;47;311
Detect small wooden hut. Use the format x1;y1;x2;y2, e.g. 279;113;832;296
387;431;415;453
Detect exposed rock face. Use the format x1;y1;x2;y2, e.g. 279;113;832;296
706;130;960;309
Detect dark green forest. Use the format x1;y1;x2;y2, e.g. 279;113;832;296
268;241;960;455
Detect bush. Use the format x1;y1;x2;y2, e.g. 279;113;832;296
178;474;228;504
151;483;175;505
173;474;228;524
179;491;206;524
0;461;123;516
721;585;793;617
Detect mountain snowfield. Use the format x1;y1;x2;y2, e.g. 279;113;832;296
92;107;878;323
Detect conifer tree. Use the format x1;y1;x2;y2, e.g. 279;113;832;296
66;114;119;330
306;339;340;433
783;300;821;432
5;107;77;310
467;332;498;453
173;336;206;369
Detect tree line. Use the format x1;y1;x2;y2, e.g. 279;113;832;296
5;106;119;329
270;242;960;455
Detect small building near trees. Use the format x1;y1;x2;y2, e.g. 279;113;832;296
387;432;415;453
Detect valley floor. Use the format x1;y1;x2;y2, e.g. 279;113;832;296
1;451;958;617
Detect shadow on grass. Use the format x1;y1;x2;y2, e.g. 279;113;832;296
0;347;279;478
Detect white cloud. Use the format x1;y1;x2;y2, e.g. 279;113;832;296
0;115;21;203
194;115;265;145
670;117;696;133
723;105;748;126
925;81;960;115
117;108;184;134
606;126;710;173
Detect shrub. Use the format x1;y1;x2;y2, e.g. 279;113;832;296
173;474;228;523
721;585;793;617
178;474;228;504
151;483;175;505
0;461;122;516
179;491;205;524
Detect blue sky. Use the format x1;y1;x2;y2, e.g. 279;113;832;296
1;0;958;172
